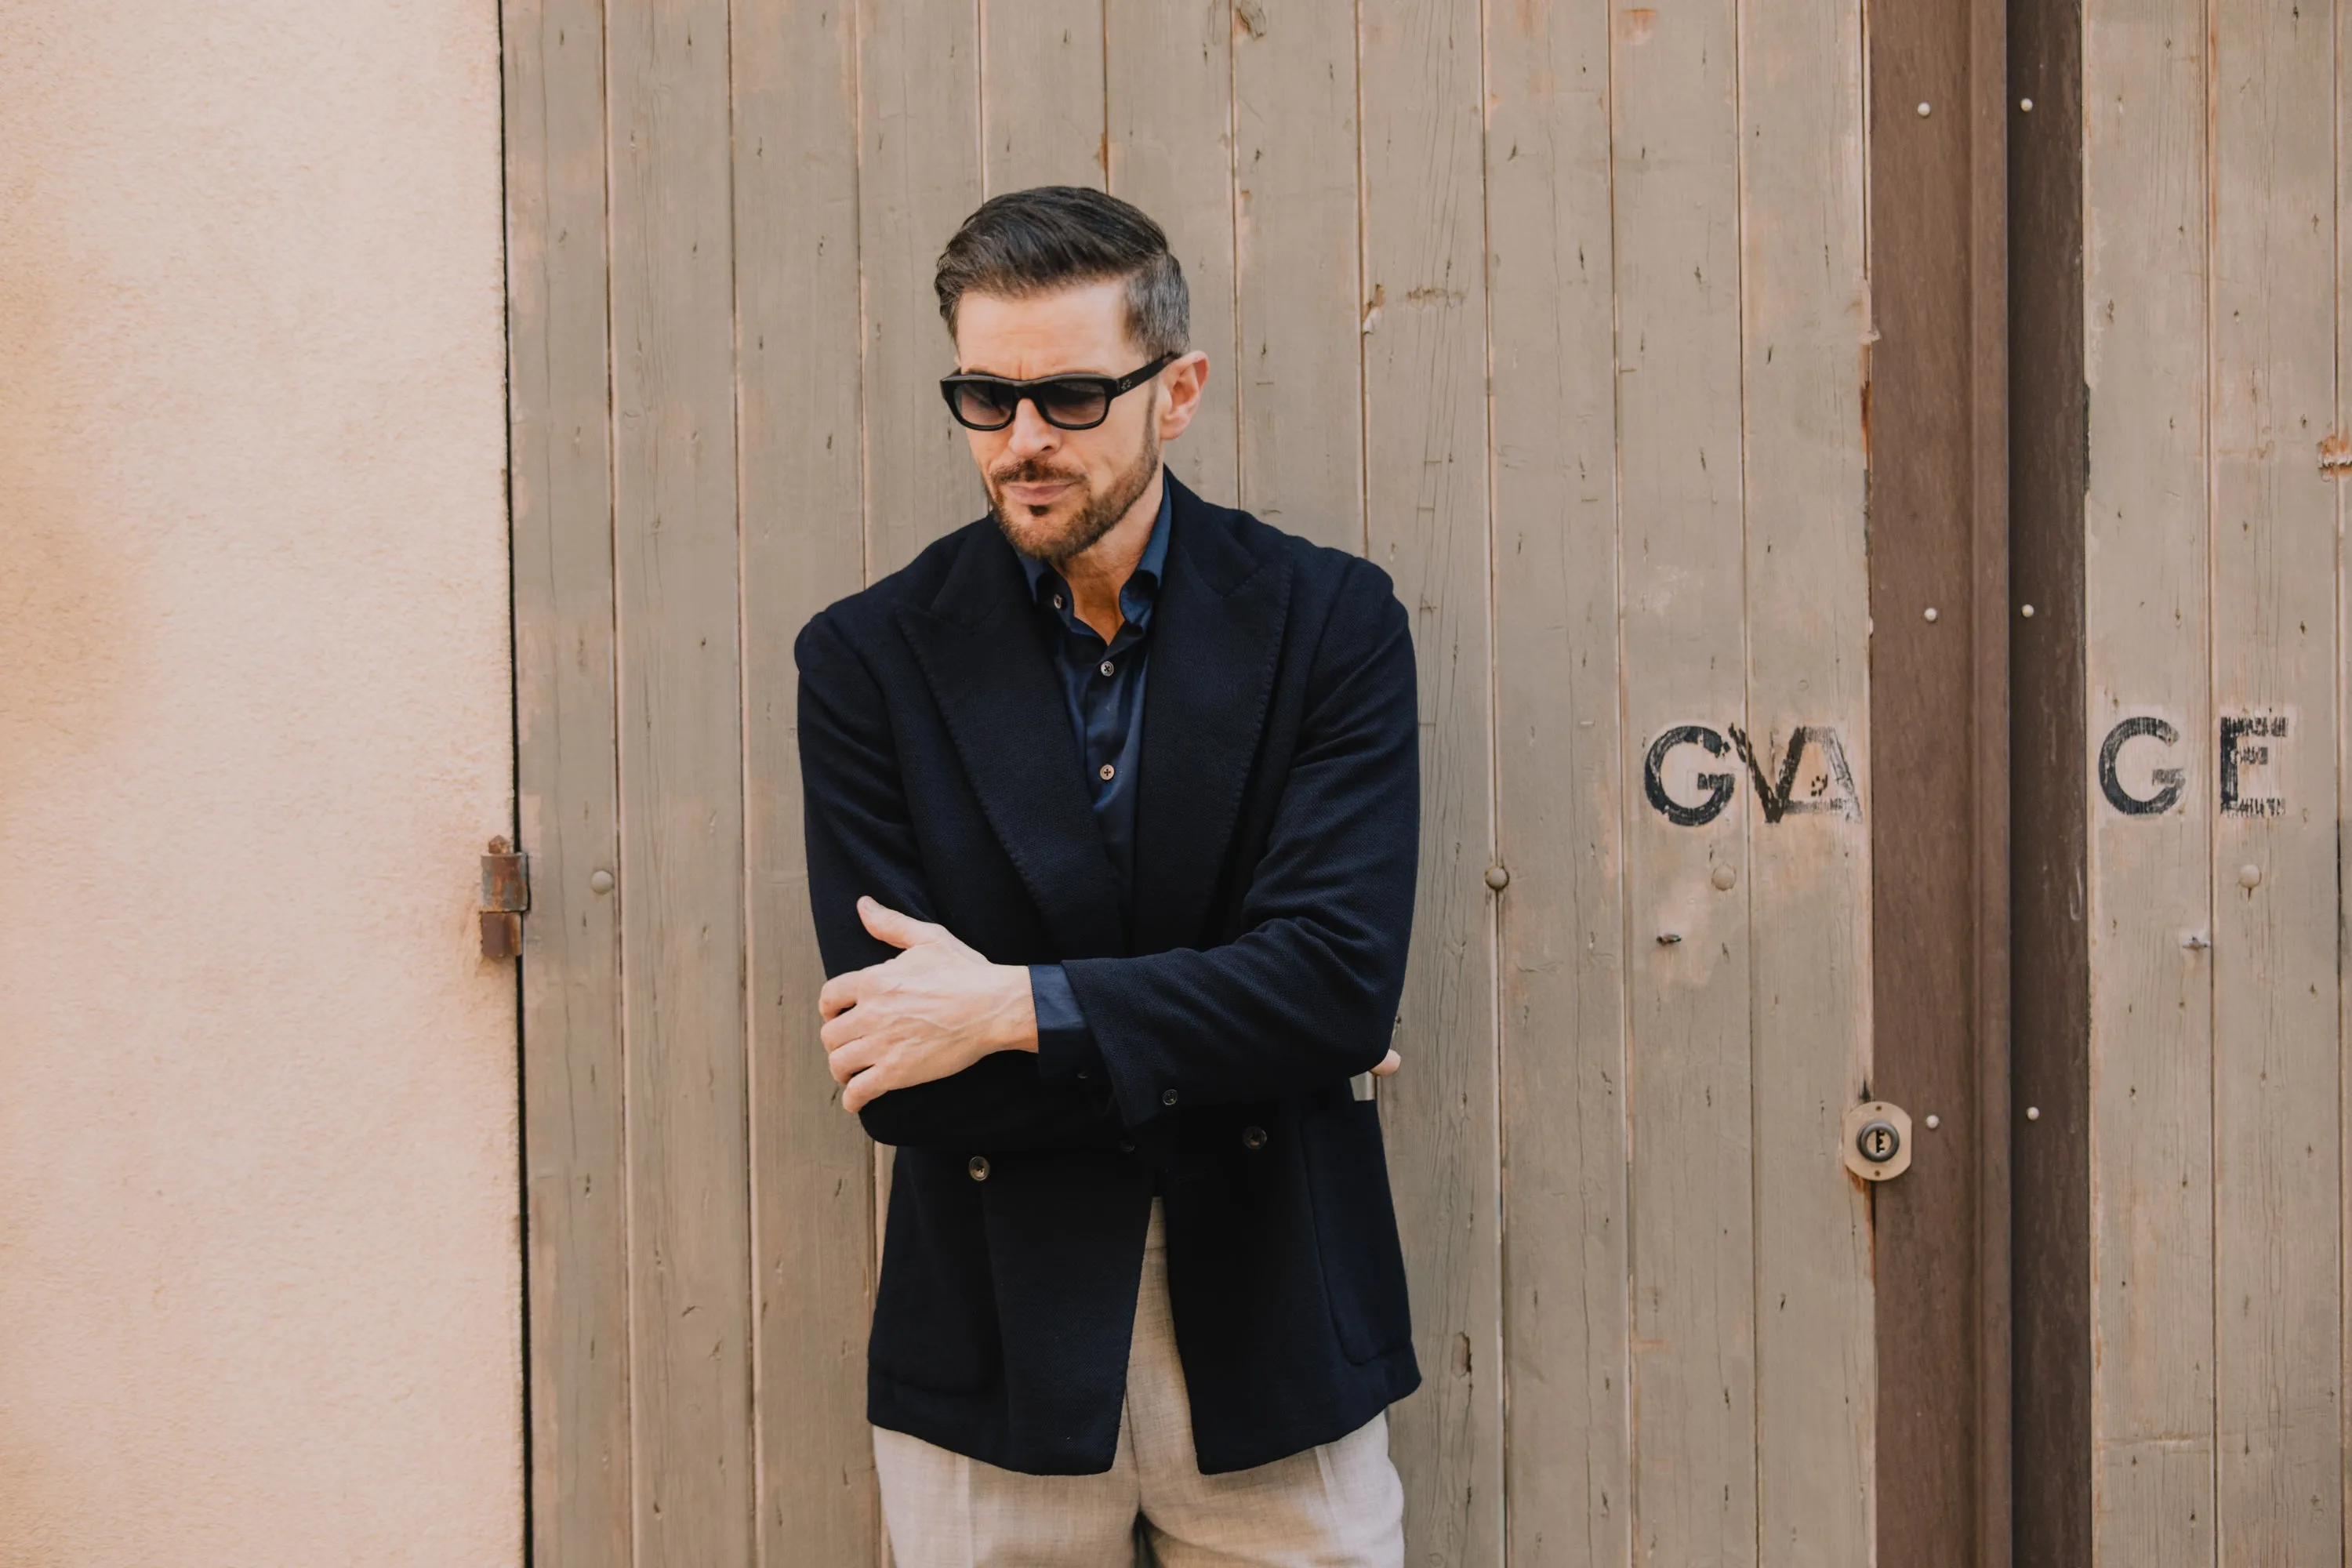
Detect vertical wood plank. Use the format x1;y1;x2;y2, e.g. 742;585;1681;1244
733;0;881;1563
1737;0;1876;1552
607;2;754;1562
1610;0;1759;1553
2082;0;2216;1548
507;0;632;1560
1485;0;1634;1558
1105;0;1240;501
2009;0;2095;1549
1231;0;1361;547
1356;0;1499;1559
860;0;985;575
2339;0;2352;1542
2208;0;2343;1550
981;0;1106;192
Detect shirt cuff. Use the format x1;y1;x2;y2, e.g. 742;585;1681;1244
1029;964;1104;1085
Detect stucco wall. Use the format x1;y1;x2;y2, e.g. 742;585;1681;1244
0;6;518;1564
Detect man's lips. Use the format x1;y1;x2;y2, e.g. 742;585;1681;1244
999;477;1079;506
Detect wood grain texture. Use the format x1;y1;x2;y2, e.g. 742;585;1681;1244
1609;0;1760;1553
1356;0;1498;1561
2008;0;2093;1552
1737;0;1877;1551
1105;0;1240;501
1485;0;1634;1558
606;3;755;1562
2339;0;2352;1546
859;0;985;575
731;0;881;1562
2207;0;2343;1551
981;0;1107;192
506;0;632;1560
1231;0;1361;547
2082;0;2217;1550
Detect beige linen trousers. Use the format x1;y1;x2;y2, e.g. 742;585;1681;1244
873;1198;1406;1568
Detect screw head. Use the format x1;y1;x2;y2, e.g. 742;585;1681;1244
1711;864;1737;891
1924;1113;1941;1130
2238;863;2262;888
2020;96;2034;111
589;869;615;895
2020;603;2035;618
1917;101;1933;117
1485;865;1510;891
1923;606;1940;622
2026;1105;2042;1121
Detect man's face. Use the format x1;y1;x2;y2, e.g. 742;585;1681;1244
953;279;1205;564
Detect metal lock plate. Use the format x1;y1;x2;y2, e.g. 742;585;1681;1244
1841;1100;1913;1181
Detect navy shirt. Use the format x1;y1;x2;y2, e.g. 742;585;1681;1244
1019;480;1171;1083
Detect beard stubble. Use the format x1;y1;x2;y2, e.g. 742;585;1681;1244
989;419;1163;567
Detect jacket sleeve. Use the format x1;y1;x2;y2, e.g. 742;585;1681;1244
1063;560;1420;1128
794;610;1127;1152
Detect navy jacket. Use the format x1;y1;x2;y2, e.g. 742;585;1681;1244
793;475;1421;1475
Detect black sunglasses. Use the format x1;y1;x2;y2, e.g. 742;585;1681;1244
939;353;1177;432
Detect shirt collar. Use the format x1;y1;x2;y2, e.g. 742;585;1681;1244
1020;474;1172;632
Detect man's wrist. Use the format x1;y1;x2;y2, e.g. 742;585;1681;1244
996;963;1039;1053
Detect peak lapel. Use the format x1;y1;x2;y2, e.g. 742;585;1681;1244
1131;481;1292;954
896;527;1127;959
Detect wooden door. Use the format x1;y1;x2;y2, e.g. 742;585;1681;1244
502;0;2012;1562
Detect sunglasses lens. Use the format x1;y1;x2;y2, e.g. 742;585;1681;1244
1036;383;1111;428
952;382;1019;428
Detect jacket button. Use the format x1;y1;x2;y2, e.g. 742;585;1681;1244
967;1156;989;1181
1161;1088;1179;1107
1118;1139;1136;1154
1242;1126;1269;1150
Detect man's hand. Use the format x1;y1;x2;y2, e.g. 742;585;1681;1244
819;898;1038;1113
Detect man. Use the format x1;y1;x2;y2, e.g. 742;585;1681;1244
795;186;1419;1567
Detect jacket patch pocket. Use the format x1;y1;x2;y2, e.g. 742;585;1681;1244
1300;1095;1414;1364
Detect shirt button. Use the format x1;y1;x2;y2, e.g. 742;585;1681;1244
1161;1088;1179;1107
1242;1126;1269;1150
967;1156;989;1181
1099;660;1115;677
1099;763;1116;782
1052;594;1065;610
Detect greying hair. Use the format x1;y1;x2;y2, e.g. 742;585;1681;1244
935;186;1190;358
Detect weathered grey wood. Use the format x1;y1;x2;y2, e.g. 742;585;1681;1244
981;0;1106;193
1737;0;1876;1551
2339;13;2352;1551
1355;2;1498;1561
731;0;880;1563
606;2;755;1562
2207;0;2343;1552
2082;0;2216;1552
1484;0;1633;1559
1105;0;1239;501
506;0;631;1561
1230;0;1360;548
859;0;985;575
1610;0;1759;1554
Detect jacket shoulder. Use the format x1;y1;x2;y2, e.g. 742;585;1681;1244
795;517;993;664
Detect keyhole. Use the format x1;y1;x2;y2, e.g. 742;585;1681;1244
1857;1120;1901;1163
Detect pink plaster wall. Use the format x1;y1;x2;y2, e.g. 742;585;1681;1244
0;5;520;1563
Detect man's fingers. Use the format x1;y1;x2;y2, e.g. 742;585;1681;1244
840;1063;889;1114
826;1033;882;1087
1370;1049;1403;1077
818;1005;873;1054
818;969;864;1021
858;895;946;951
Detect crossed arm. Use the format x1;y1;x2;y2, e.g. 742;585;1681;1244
795;565;1416;1148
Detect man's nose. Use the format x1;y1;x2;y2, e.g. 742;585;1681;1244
1004;398;1061;458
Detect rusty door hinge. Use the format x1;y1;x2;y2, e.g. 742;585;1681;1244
481;837;530;960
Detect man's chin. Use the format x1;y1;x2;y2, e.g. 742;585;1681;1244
993;503;1091;563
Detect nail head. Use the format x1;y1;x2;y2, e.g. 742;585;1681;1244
1485;865;1511;891
2020;96;2034;111
1924;1113;1941;1130
2238;863;2262;888
1711;865;1737;891
2026;1105;2042;1121
1917;101;1933;117
1923;606;1940;622
590;869;615;894
2020;603;2035;618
